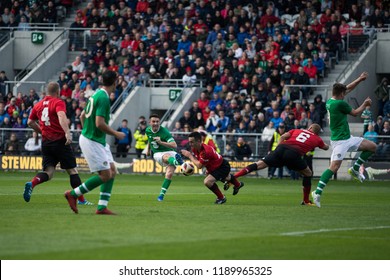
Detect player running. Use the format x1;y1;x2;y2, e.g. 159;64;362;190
64;70;125;214
146;114;185;201
181;131;243;204
312;72;377;207
225;124;329;201
23;82;91;205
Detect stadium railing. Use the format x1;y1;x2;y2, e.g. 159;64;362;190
13;29;69;83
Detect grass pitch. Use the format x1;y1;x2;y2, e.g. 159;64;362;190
1;171;389;260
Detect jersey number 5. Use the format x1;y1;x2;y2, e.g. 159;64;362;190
41;107;50;126
85;97;94;118
296;132;311;143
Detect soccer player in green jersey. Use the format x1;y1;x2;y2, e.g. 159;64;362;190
312;72;377;207
146;114;184;201
64;70;126;214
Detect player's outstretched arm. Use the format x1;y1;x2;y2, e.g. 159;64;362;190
346;71;368;94
181;150;203;169
278;132;291;143
350;97;372;117
96;116;125;140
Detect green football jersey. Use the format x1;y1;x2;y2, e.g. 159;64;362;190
326;98;352;141
146;125;176;153
82;89;110;145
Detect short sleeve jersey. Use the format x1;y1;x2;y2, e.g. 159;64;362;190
82;89;110;145
279;129;326;156
326;98;352;141
146;125;176;153
29;96;66;142
192;143;223;173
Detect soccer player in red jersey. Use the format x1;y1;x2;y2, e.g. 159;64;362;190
23;82;90;205
180;131;244;204
226;123;329;204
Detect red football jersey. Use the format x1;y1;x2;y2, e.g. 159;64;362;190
29;96;66;141
192;143;223;173
279;129;325;155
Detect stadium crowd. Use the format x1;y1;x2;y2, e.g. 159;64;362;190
0;0;390;159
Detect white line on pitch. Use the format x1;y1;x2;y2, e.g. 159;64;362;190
280;226;390;236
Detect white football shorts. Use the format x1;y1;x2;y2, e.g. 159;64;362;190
330;136;364;161
153;151;177;167
79;134;114;172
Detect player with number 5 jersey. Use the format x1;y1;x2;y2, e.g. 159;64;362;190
226;124;329;199
64;70;126;215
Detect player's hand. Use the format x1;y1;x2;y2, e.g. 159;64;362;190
360;72;368;81
363;97;372;106
116;131;126;140
153;136;161;144
65;133;72;145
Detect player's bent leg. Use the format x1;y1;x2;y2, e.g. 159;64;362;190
351;139;377;181
205;176;226;204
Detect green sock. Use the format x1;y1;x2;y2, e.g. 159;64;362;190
353;151;373;171
97;178;114;211
159;178;171;196
315;169;334;195
71;175;103;197
167;156;180;166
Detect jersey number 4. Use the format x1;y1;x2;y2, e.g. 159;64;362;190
296;132;311;143
41;107;50;126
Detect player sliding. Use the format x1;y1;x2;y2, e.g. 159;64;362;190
181;131;243;204
312;72;377;207
225;124;329;204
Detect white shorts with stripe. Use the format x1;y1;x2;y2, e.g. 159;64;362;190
153;151;177;167
330;136;364;161
79;134;114;173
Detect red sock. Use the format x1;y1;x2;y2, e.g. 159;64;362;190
303;186;311;203
31;172;49;188
302;176;312;203
234;163;258;178
209;183;224;199
229;175;241;188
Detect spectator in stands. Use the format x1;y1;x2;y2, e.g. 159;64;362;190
0;71;9;97
247;119;261;133
4;132;19;155
134;120;148;159
115;119;132;158
216;110;229;133
0;102;10;126
234;137;252;161
179;111;194;129
374;77;389;118
71;56;85;73
363;124;378;144
5;97;19;116
303;58;318;85
205;110;218;132
182;67;196;86
377;120;390;156
24;131;41;156
18;15;30;31
43;1;57;24
308;103;322;127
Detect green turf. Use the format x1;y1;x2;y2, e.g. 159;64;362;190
1;171;389;260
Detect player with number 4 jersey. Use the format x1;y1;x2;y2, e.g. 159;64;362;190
226;124;329;200
23;82;90;205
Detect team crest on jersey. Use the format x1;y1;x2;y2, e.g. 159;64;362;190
337;154;341;158
103;161;108;166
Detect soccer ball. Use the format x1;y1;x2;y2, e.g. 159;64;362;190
181;162;195;176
